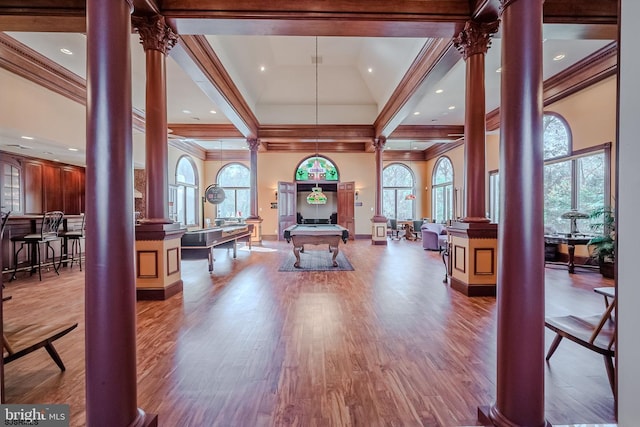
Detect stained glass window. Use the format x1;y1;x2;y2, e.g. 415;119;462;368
295;156;339;181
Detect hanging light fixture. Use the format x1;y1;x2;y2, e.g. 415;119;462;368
307;36;327;205
405;141;416;200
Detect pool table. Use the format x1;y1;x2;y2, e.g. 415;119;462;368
283;224;349;268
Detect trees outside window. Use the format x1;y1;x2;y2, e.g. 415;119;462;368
383;163;415;220
175;156;198;226
432;157;454;223
217;163;250;218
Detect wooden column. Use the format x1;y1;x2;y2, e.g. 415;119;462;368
133;15;177;224
245;138;263;243
480;0;547;425
86;0;156;425
454;20;498;222
370;137;388;245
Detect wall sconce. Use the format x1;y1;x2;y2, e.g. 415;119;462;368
274;191;278;201
355;190;359;200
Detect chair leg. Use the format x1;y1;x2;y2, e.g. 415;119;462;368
44;342;66;371
47;242;60;275
603;355;616;396
11;241;26;281
545;334;563;361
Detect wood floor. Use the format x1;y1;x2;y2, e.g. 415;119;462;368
2;238;616;426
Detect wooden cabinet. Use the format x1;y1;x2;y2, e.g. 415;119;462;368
0;152;85;215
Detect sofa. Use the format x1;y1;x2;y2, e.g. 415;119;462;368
421;222;448;251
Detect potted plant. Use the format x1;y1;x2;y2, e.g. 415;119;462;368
588;206;615;279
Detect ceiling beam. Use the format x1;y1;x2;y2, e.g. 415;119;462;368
163;0;468;37
168;123;244;140
258;125;374;142
171;35;259;139
389;125;465;142
0;0;86;32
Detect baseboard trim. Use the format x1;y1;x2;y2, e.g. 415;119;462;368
450;277;496;297
136;280;183;301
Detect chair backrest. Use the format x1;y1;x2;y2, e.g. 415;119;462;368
0;210;11;239
389;219;397;229
41;211;65;239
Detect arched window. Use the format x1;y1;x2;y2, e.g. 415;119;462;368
542;112;607;233
432;157;454;223
295;156;339;181
175;156;199;226
383;163;415;220
217;163;250;218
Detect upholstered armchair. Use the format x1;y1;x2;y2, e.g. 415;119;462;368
421;223;448;251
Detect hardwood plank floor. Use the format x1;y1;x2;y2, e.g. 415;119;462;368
2;239;616;426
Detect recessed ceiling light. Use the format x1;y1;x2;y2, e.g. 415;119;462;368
367;67;373;73
53;158;60;162
60;48;73;55
448;105;456;110
209;110;217;114
496;67;502;73
21;135;34;140
543;38;548;43
182;109;191;114
260;65;266;72
553;53;566;61
413;111;420;116
435;89;444;94
68;147;79;152
413;146;420;150
43;151;53;155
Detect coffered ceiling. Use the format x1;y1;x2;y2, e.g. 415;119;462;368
0;1;618;166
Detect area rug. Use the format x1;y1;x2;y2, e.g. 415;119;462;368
278;250;354;272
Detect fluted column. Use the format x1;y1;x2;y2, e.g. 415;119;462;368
485;0;547;425
247;138;260;219
133;15;178;223
86;0;155;425
454;19;498;222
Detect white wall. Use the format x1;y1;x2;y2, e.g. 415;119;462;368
617;2;640;424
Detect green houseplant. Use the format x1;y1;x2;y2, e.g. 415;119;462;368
588;206;615;278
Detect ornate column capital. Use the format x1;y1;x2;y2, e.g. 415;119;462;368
247;138;260;152
453;20;500;60
132;15;178;55
373;137;386;151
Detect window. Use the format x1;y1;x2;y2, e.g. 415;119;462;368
295;156;339;181
175;156;198;226
543;113;607;234
489;171;499;223
432;157;454;223
2;162;22;213
217;163;250;218
383;163;415;220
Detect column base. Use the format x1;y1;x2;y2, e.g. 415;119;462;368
130;408;158;427
370;216;388;246
450;277;496;297
136;279;183;300
477;405;551;427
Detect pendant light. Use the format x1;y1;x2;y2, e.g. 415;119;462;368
307;36;327;205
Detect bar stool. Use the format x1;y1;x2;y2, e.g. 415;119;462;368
59;213;85;271
10;211;64;281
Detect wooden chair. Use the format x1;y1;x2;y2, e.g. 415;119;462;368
10;211;64;281
3;322;78;371
545;296;616;395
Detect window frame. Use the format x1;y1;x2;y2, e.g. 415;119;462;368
174;155;199;227
431;156;454;223
382;162;416;220
216;162;251;219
